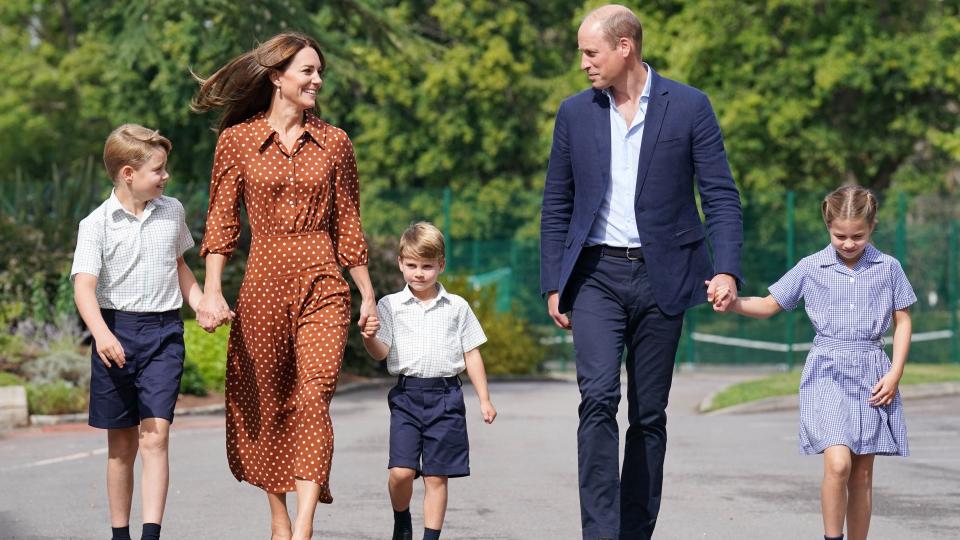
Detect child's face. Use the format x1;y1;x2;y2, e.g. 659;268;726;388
398;256;444;296
828;217;874;266
121;149;169;201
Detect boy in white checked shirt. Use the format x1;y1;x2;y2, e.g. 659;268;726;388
362;222;497;540
71;124;204;540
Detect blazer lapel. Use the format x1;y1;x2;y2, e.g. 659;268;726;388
635;69;669;202
592;90;612;205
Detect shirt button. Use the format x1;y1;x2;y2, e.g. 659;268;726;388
849;304;855;310
849;277;855;283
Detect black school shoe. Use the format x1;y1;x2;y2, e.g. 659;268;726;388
392;524;413;540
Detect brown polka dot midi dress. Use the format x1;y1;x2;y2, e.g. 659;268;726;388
200;112;368;502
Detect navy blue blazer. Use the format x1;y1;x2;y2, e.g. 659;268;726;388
540;68;743;316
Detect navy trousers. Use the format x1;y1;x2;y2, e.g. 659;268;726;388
568;248;684;540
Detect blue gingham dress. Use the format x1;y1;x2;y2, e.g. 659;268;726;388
769;244;916;456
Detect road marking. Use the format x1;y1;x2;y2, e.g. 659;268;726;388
1;447;108;472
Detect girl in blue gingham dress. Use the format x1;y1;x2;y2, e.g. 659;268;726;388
718;185;915;540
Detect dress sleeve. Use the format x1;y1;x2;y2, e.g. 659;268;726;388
330;133;369;268
768;261;806;311
199;128;243;258
891;259;917;311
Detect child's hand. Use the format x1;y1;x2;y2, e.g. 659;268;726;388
869;371;901;407
360;314;380;338
94;330;126;368
479;400;497;424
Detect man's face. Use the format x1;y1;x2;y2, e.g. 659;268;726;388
578;21;626;89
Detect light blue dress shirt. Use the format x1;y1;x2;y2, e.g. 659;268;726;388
586;64;653;247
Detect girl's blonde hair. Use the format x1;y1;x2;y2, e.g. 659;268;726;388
103;124;172;182
399;222;445;262
822;185;879;226
191;32;324;132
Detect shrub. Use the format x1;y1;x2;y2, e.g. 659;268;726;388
183;321;230;392
26;381;88;415
22;350;90;388
445;276;546;376
179;359;208;396
0;372;25;386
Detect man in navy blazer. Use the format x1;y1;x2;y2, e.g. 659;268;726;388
540;5;742;539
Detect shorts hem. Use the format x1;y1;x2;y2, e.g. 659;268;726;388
89;417;140;429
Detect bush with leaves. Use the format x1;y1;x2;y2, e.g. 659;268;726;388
183;321;230;392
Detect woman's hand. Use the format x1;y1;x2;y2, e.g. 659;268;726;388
358;297;377;337
197;290;234;333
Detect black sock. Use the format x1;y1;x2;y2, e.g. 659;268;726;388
111;526;132;540
825;535;844;540
423;527;441;540
393;508;412;531
141;522;161;540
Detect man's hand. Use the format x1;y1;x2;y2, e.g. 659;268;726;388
705;274;738;312
546;291;571;329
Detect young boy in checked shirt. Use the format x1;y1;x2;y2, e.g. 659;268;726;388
362;221;497;540
71;124;205;540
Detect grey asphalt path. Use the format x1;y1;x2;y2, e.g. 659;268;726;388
1;371;957;539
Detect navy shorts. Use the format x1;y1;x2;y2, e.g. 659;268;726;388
88;309;185;429
388;375;470;478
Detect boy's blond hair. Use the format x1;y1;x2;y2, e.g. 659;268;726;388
399;222;445;262
103;124;172;182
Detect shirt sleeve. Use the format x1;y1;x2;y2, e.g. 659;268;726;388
70;217;103;280
890;259;917;311
329;133;369;268
459;302;488;353
767;261;806;311
199;128;243;258
176;200;195;257
375;297;394;348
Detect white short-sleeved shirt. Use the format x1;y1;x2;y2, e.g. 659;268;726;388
375;283;487;378
70;191;194;312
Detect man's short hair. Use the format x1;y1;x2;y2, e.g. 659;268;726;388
399;221;445;261
585;4;643;58
103;124;172;182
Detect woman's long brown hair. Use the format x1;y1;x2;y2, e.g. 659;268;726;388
191;32;325;132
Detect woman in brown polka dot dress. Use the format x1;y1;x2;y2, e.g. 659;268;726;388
192;33;378;540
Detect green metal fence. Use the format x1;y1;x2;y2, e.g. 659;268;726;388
364;187;960;366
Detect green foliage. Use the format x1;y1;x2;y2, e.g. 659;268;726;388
179;358;209;397
443;276;546;375
183;320;230;392
22;350;89;388
0;372;25;386
26;381;88;415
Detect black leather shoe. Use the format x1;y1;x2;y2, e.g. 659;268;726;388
391;526;413;540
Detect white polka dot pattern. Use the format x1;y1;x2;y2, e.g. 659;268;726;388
200;112;369;501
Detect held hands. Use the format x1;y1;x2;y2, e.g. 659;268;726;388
358;297;379;338
93;330;126;368
196;290;235;333
705;274;738;312
869;370;901;407
479;399;497;424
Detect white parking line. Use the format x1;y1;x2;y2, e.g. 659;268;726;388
1;447;108;472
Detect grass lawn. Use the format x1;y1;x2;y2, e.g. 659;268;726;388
706;363;960;412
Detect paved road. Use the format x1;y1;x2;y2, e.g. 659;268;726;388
1;372;958;539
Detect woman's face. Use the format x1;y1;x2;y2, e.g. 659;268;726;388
273;47;323;111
